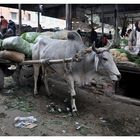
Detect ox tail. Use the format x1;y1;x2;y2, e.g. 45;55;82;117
67;31;83;42
32;39;47;60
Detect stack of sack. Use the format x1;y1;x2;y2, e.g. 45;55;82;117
0;30;79;63
0;32;40;62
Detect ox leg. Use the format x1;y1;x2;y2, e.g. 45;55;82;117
42;65;51;96
33;64;40;95
67;75;78;114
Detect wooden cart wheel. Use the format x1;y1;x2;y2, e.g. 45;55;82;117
12;65;34;87
12;65;21;85
0;68;4;89
18;65;34;87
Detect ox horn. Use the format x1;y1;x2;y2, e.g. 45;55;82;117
106;40;113;50
92;42;100;53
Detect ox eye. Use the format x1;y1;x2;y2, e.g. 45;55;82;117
103;58;108;61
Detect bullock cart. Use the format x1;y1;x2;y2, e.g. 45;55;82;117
1;57;140;107
0;57;77;88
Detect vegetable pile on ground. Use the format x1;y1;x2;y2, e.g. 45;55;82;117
119;38;128;47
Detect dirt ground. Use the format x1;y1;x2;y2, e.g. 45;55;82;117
0;75;140;136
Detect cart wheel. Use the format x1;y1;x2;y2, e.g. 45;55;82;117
12;65;21;85
18;65;34;87
0;68;4;89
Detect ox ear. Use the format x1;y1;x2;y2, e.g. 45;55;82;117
94;54;99;71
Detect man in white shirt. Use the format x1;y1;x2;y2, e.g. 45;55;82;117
125;20;140;55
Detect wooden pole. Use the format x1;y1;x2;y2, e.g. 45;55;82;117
114;4;118;45
101;4;104;36
91;9;93;28
110;95;140;106
132;18;134;30
37;11;40;29
66;4;72;30
18;4;22;35
101;5;104;47
22;58;74;65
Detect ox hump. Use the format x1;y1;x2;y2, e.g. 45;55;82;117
67;31;82;42
38;38;47;47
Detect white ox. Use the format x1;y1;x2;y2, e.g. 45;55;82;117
32;31;121;114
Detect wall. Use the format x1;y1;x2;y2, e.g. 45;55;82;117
0;6;66;29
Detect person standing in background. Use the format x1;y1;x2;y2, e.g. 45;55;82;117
8;20;16;36
108;31;112;40
124;20;140;55
36;24;43;32
91;27;97;45
0;16;8;36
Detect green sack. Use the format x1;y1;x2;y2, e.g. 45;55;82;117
21;32;40;43
2;36;32;57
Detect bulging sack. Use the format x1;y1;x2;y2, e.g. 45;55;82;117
40;30;82;42
40;32;54;38
0;50;25;62
2;36;32;57
40;30;69;40
51;30;69;40
21;32;40;43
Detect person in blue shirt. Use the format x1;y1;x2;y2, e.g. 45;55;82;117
8;20;16;36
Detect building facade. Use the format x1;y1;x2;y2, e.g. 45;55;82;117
0;6;65;29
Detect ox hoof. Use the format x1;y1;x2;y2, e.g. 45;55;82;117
33;92;39;98
33;94;39;98
72;110;79;117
